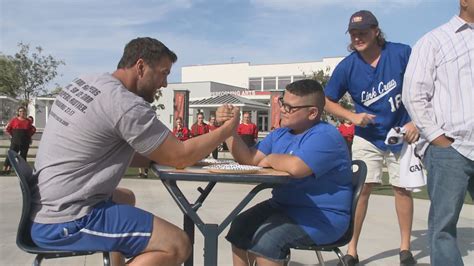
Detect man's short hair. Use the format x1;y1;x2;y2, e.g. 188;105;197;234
117;37;177;69
285;79;325;112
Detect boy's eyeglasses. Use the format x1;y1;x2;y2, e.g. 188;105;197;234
278;97;316;114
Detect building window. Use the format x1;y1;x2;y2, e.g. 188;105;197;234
249;77;261;91
278;76;291;90
293;75;305;82
263;77;276;91
257;112;268;132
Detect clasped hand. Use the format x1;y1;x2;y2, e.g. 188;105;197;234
216;104;240;125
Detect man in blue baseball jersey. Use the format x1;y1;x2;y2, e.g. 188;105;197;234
324;10;419;266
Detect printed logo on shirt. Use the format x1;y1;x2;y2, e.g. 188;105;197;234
50;78;102;126
361;79;397;107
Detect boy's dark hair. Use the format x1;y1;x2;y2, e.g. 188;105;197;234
117;37;177;69
285;79;325;111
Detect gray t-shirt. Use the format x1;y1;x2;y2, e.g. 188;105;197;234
32;73;169;223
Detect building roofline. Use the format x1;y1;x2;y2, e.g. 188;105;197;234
168;81;247;90
181;56;346;68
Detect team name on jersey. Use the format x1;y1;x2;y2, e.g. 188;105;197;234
360;79;397;107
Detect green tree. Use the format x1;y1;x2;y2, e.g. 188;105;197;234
151;89;165;111
309;68;354;123
0;54;21;97
12;42;65;105
49;84;64;96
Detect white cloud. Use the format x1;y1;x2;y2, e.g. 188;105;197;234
0;0;195;86
251;0;423;11
0;0;455;90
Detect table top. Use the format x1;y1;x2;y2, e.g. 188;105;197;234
151;164;290;184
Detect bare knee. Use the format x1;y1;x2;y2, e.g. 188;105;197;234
360;183;374;197
113;187;136;206
173;230;192;263
156;228;191;264
392;186;412;198
145;217;192;264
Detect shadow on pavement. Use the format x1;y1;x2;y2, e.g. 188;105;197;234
360;227;474;265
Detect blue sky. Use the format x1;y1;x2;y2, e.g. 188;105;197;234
0;0;458;89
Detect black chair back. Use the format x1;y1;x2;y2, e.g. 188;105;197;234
337;160;367;245
8;150;37;252
8;150;110;265
292;160;367;252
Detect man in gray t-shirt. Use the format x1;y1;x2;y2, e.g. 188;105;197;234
30;37;240;265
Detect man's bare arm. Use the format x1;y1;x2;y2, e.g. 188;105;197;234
325;97;376;127
148;105;240;169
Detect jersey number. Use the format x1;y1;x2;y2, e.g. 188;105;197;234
388;94;402;112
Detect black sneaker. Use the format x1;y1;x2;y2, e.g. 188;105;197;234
337;254;359;266
400;250;417;265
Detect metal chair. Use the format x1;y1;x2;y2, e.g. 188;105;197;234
8;150;110;266
290;160;367;266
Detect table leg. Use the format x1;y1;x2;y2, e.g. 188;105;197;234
184;215;194;266
158;179;280;266
203;224;218;266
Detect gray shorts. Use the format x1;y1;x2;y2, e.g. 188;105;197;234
225;200;315;262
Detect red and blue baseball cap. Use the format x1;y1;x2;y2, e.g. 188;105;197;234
347;10;379;32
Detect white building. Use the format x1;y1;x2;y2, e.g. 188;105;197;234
182;57;343;89
158;57;344;130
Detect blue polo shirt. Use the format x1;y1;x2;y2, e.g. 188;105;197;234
325;42;412;152
256;122;352;244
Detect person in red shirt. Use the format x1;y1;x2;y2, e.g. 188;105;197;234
208;115;218;132
172;117;191;141
190;112;209;137
237;112;258;147
208;115;220;159
338;120;355;157
3;106;36;173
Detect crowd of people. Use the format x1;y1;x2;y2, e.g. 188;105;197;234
3;1;472;266
171;111;259;160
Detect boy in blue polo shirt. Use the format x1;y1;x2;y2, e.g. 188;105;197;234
225;79;352;265
324;10;418;266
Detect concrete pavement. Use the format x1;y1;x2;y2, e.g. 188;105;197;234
1;175;473;266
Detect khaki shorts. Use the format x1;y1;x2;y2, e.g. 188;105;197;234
352;136;402;187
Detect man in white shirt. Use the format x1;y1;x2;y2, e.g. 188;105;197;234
402;1;474;265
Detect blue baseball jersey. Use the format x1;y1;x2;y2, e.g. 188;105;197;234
256;122;352;244
325;42;412;151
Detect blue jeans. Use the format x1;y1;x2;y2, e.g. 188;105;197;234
424;145;474;266
225;200;315;262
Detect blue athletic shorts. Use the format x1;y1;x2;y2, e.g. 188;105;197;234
31;200;154;258
225;200;315;262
